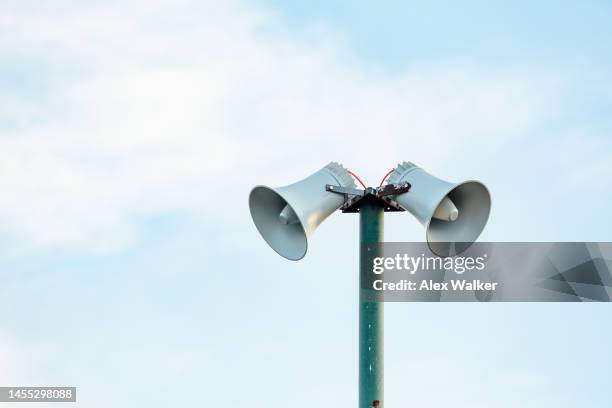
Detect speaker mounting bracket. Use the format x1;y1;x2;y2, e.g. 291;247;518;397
326;183;410;213
325;185;365;197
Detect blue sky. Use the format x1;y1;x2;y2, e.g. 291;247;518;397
0;1;611;407
258;0;612;66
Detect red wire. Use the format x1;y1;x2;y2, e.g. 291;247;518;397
379;169;394;186
348;170;367;189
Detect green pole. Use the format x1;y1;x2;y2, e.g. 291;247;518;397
359;193;384;408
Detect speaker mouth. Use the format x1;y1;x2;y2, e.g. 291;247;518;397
426;181;491;257
249;186;308;261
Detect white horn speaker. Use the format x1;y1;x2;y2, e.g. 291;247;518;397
388;162;491;257
249;162;356;260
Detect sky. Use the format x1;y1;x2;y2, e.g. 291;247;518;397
0;0;611;407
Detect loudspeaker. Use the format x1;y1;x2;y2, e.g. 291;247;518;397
388;162;491;257
249;162;355;260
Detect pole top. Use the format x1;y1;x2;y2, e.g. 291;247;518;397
325;182;410;213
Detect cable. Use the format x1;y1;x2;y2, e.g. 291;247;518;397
379;169;394;186
348;170;367;189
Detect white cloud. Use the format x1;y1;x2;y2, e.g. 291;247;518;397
0;335;36;384
0;0;590;254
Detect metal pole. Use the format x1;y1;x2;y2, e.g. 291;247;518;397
359;195;384;408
